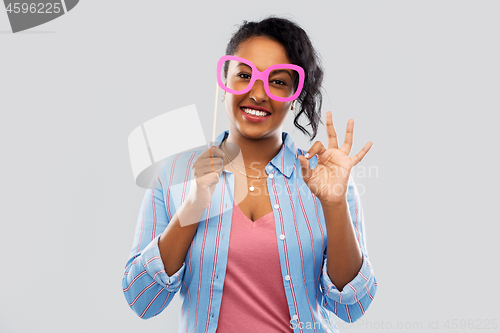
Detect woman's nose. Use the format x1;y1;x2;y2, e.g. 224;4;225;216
249;79;268;103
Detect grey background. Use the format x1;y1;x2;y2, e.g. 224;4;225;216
1;1;499;332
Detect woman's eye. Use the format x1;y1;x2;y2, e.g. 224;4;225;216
271;79;287;86
237;73;251;79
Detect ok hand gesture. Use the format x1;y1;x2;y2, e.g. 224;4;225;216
298;112;372;206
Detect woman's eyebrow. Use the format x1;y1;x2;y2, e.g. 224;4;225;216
235;63;294;78
271;69;293;78
236;63;252;69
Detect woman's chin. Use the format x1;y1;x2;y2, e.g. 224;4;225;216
235;125;272;140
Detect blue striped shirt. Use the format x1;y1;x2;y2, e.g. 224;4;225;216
122;130;377;332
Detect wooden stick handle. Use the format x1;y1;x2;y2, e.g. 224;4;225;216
212;81;219;144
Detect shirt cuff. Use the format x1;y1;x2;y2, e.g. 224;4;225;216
140;234;185;292
321;255;374;305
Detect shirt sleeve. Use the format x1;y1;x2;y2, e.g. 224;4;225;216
319;175;377;323
122;158;186;319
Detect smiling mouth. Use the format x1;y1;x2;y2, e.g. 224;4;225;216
241;107;271;117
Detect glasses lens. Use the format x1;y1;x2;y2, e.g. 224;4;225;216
268;68;300;99
221;60;301;100
222;60;253;93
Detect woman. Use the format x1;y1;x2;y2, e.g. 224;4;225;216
123;17;377;333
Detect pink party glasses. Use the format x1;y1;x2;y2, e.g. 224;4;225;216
217;55;305;102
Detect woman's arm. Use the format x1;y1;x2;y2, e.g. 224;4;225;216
319;175;377;323
122;158;190;319
159;144;225;275
158;197;205;276
323;199;362;291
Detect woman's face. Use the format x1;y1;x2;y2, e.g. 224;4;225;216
224;36;294;141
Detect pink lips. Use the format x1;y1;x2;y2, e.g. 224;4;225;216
240;107;271;123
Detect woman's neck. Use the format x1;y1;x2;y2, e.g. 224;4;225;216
222;131;283;169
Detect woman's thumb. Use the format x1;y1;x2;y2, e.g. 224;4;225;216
298;154;312;182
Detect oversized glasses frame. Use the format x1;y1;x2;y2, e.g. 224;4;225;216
217;55;305;102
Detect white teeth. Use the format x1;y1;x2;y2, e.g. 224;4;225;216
242;108;270;117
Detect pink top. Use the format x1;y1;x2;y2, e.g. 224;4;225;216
216;202;293;332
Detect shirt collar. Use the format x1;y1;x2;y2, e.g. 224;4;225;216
215;130;297;178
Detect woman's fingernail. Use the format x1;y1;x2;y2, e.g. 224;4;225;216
305;153;309;158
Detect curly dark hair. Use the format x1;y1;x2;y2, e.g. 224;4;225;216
223;16;324;141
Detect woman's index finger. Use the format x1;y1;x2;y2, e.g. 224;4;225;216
209;146;225;159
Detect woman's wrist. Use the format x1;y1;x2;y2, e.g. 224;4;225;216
320;196;348;209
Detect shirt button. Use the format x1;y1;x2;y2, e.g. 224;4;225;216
268;165;273;170
279;234;285;240
268;173;274;179
292;314;298;321
285;275;290;281
274;204;279;209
